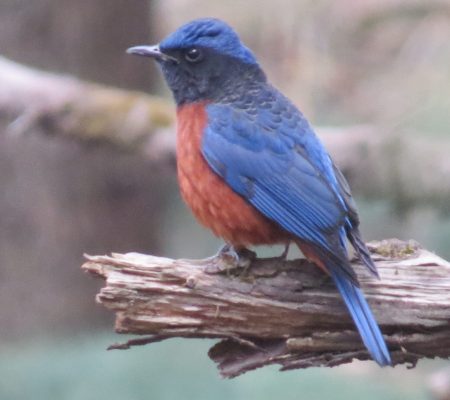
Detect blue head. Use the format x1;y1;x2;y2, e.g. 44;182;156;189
127;18;265;105
159;18;257;65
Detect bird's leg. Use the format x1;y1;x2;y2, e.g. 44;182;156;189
204;243;256;274
277;242;290;261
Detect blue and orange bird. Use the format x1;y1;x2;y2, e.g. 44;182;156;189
128;18;391;366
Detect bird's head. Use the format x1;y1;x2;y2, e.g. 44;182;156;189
127;18;265;105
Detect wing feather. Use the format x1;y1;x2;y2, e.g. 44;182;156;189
202;96;350;266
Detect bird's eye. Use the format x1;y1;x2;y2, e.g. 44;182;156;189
184;47;203;63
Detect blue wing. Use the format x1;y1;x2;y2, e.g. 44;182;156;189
202;86;355;280
202;87;391;365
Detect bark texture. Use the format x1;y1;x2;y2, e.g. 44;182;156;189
82;239;450;378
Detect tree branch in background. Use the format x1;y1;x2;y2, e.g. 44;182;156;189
0;56;173;149
1;57;449;210
82;239;450;378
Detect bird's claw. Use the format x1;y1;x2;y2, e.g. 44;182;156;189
205;244;256;275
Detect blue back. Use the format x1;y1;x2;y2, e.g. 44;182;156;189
202;84;355;278
202;83;391;366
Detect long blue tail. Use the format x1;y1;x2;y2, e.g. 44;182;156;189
329;266;391;366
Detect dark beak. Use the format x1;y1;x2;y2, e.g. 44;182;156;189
126;45;178;63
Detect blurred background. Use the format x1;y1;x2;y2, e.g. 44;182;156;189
0;0;449;399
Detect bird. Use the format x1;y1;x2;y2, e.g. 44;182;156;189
127;17;391;366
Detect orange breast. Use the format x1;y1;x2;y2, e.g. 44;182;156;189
176;102;288;247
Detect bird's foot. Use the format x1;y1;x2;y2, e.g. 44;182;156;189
204;244;256;275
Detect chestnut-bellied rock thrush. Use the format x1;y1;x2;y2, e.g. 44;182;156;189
127;18;391;366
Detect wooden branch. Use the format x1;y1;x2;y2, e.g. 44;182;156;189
0;56;173;151
82;239;450;378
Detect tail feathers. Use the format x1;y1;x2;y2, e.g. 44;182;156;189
348;227;379;278
330;266;391;366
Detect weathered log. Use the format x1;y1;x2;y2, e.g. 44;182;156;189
82;239;450;378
